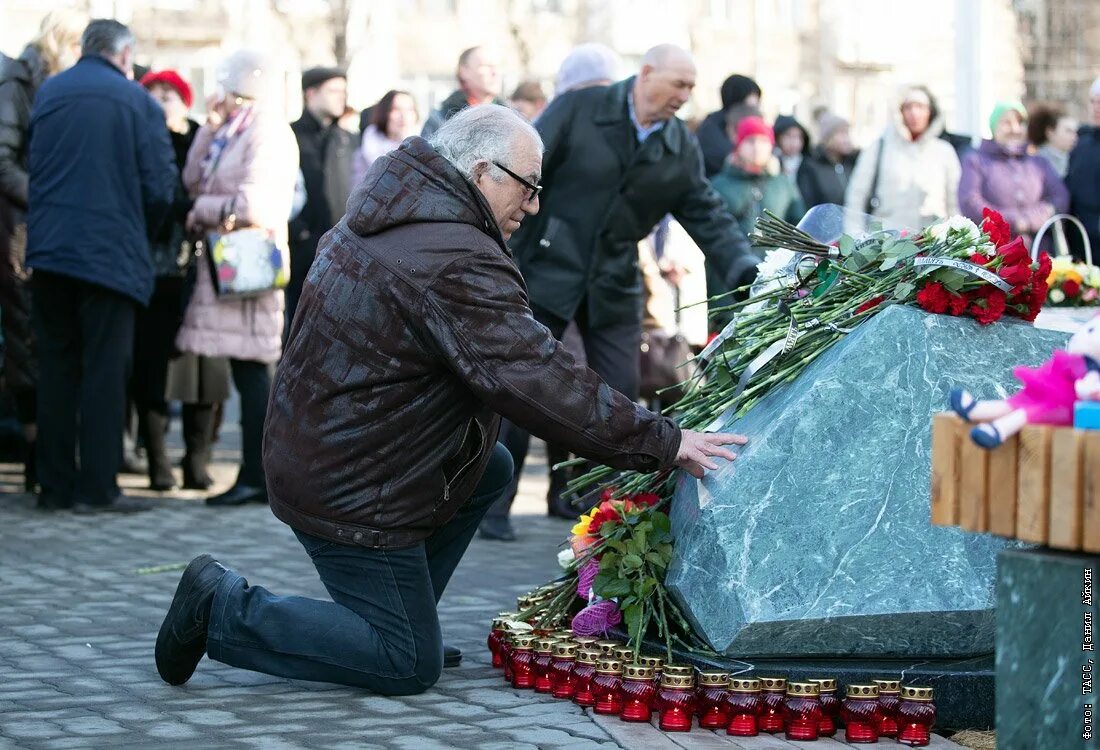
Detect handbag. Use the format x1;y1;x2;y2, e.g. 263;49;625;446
200;210;288;299
639;285;696;403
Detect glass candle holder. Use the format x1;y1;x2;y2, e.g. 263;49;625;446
897;686;936;747
638;654;665;688
592;658;625;715
873;678;902;738
696;670;732;729
842;684;882;744
783;681;823;741
572;636;599;651
549;641;578;699
572;647;600;708
758;676;787;733
488;617;510;668
808;678;839;737
595;639;621;656
724;678;763;736
533;638;557;693
612;645;635;663
657;672;697;732
509;633;537;689
620;664;657;722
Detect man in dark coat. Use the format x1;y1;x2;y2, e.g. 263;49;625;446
26;19;176;512
480;44;760;540
1066;77;1100;260
287;66;355;331
696;73;761;177
154;104;742;694
420;46;505;139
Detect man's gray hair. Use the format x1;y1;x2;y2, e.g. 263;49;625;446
429;104;543;183
81;19;134;57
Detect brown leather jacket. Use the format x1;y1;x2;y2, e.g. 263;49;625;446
264;137;681;548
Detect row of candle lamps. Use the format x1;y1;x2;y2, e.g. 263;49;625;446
488;613;937;745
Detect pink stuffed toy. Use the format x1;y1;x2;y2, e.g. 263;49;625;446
950;313;1100;448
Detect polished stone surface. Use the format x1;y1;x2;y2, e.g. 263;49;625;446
667;305;1068;658
997;547;1100;750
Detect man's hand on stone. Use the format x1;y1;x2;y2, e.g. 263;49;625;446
674;430;747;478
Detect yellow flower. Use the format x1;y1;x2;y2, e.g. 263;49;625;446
1066;270;1084;284
571;511;595;539
1052;256;1075;273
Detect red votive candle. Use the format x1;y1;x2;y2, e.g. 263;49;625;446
488;615;514;668
595;639;621;657
638;654;665;689
501;623;531;684
873;678;902;737
696;670;732;729
572;648;601;707
724;678;763;736
533;638;556;693
783;681;822;741
758;676;787;733
509;633;537;689
572;636;599;652
620;664;657;722
842;684;882;743
549;640;578;699
897;686;936;747
592;658;625;715
657;671;697;732
808;678;839;736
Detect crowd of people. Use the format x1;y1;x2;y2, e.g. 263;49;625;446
1;11;1099;531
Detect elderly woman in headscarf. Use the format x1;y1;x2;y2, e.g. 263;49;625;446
553;43;621;96
0;8;87;492
176;50;298;507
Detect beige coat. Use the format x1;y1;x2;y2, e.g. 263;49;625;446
845;112;961;231
176;108;298;363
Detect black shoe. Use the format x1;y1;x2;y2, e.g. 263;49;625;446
206;485;266;507
478;517;516;542
24;441;38;494
150;475;178;492
181;467;214;491
155;554;228;686
443;643;462;668
36;493;73;512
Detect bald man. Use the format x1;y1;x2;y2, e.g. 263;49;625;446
482;44;760;540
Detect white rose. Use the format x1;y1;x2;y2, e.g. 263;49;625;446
1050;289;1066;304
557;548;575;569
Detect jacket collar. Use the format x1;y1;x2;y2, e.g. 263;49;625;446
592;77;685;161
77;54;127;78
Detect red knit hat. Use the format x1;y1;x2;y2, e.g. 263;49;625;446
735;115;774;147
140;69;193;109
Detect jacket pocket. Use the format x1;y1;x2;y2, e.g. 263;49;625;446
440;417;485;506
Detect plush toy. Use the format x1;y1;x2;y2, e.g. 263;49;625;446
949;313;1100;448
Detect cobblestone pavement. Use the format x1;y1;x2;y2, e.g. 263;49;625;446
0;421;962;750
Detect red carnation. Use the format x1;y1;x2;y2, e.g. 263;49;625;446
947;291;970;316
982;208;1011;247
855;295;887;314
999;261;1033;289
916;282;950;314
1035;251;1052;280
970;253;989;266
969;287;1007;325
1064;279;1082;298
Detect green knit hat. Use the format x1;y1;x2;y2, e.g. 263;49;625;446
989;100;1027;133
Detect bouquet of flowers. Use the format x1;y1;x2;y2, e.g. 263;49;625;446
1046;256;1100;306
518;205;1052;660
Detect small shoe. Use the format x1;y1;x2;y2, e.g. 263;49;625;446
971;424;1004;449
949;387;979;422
443;643;462;668
182;470;214;491
478;517;516;542
206;485;266;507
155;554;228;686
150;475;178;492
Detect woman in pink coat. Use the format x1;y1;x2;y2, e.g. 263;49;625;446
177;50;298;506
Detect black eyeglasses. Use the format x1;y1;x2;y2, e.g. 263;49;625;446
492;161;542;202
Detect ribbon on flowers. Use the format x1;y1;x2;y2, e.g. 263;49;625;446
913;256;1013;293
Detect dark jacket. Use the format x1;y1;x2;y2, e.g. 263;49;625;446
796;145;859;209
26;55;177;305
710;161;805;239
289;109;355;247
696;109;732;178
265;137;681;548
0;46;47;392
149;119;199;277
419;89;506;139
1067;125;1100;260
510;78;758;329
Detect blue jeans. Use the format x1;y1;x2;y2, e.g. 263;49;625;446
206;442;513;695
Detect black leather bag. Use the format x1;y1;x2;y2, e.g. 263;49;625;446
639;328;694;403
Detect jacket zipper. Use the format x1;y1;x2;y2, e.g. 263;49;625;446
442;418;483;503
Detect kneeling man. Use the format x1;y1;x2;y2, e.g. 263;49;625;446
155;104;742;695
